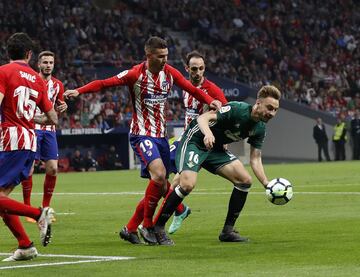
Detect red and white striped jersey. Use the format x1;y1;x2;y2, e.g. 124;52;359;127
183;78;228;129
77;62;215;137
0;62;52;152
35;76;64;131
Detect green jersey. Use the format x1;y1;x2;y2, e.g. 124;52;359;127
184;101;266;150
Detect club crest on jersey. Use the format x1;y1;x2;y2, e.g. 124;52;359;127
220;106;231;113
161;80;170;91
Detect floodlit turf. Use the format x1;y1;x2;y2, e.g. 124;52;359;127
0;161;359;276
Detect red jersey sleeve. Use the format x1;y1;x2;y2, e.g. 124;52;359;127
37;81;53;113
77;69;135;94
169;66;214;105
207;81;228;105
57;81;65;101
0;67;6;97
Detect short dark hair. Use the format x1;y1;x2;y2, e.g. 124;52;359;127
144;36;167;53
185;51;205;66
38;50;55;61
7;32;34;60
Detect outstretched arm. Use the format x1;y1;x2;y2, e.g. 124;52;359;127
249;146;269;188
64;76;124;99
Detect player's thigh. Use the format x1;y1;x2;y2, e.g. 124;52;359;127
0;150;36;189
175;142;208;173
217;159;252;185
40;131;59;161
129;135;168;180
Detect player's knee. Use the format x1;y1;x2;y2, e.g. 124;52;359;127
151;171;167;185
46;165;58;176
232;174;252;186
234;183;251;192
179;175;196;193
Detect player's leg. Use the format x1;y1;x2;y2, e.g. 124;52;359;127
121;136;166;244
154;142;206;245
42;159;57;207
215;157;252;242
21;161;36;223
41;131;59;208
0;151;55;250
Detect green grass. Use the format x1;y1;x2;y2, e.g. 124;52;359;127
0;161;359;276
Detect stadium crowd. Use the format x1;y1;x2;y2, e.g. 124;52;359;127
1;0;360;130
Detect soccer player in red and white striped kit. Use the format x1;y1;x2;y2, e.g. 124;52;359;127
0;33;58;261
21;51;67;222
64;37;223;244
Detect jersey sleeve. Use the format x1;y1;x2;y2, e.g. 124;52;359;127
0;68;6;97
37;82;53;113
247;128;266;149
57;81;65;101
207;82;228;104
215;102;239;125
77;69;135;94
170;67;214;105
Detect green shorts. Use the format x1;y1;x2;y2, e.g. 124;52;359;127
175;142;238;174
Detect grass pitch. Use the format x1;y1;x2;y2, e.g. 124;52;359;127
0;161;359;276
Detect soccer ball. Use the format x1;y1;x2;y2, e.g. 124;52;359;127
265;178;293;205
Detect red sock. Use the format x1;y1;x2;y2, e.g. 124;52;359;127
0;196;41;219
175;202;185;215
2;214;32;248
22;176;33;206
42;174;57;207
153;186;173;225
143;180;163;228
126;198;144;232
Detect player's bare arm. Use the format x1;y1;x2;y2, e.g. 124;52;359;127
0;92;4;105
197;111;217;150
34;108;58;125
249;146;269;188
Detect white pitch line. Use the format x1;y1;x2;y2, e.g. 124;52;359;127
0;253;134;270
12;191;360;196
55;212;75;215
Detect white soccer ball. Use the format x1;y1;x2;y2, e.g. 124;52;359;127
265;178;293;205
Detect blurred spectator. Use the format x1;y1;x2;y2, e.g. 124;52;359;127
332;116;348;161
84;150;98;171
71;149;86;172
104;145;123;170
350;109;360;160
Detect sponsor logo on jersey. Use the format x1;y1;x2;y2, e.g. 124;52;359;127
219;105;231;113
161;80;170;91
117;70;129;79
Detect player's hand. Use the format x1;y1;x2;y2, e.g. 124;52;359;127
64;89;79;99
209;100;222;111
56;100;68;113
203;133;215;150
223;144;228;151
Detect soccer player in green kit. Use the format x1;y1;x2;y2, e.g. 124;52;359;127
153;85;281;245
